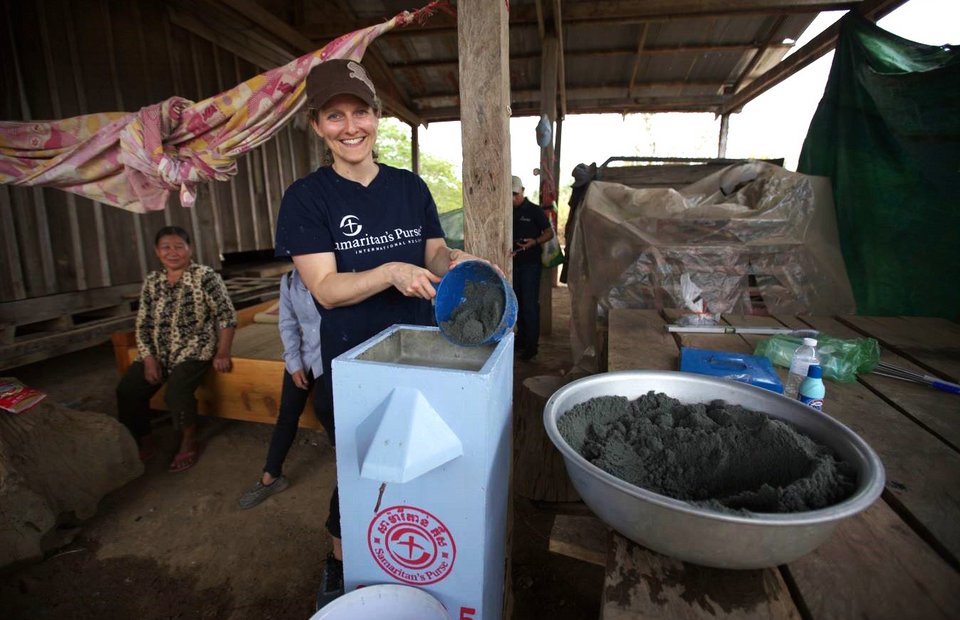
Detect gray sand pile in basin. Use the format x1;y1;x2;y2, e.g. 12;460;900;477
557;391;856;513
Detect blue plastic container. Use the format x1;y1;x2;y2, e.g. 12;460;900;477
679;347;784;394
435;260;517;346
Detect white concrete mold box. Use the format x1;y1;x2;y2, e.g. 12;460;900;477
332;325;514;620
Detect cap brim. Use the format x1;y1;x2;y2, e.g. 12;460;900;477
309;88;376;110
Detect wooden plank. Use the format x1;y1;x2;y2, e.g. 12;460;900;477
8;187;47;298
766;315;960;566
0;185;26;300
166;3;289;71
198;37;243;253
801;315;960;453
607;309;677;371
840;315;960;381
664;309;757;355
0;283;143;326
37;0;84;292
240;263;294;278
602;533;800;619
786;500;960;619
259;138;277;242
230;323;282;360
457;0;512;274
0;314;136;371
549;514;607;567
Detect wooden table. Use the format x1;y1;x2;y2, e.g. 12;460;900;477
601;309;960;619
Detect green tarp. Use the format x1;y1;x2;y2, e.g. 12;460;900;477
439;208;464;250
798;13;960;318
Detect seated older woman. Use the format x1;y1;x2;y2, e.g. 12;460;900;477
116;226;237;472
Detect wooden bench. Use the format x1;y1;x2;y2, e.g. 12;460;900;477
110;299;324;430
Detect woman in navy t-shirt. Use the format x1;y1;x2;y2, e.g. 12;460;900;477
273;59;489;607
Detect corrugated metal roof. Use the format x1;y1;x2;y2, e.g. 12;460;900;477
226;0;908;123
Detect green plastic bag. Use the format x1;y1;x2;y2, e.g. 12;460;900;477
541;221;564;268
754;334;880;383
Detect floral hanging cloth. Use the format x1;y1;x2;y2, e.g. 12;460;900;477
0;2;447;214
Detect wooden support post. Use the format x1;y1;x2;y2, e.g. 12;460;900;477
411;123;420;176
539;36;559;336
718;112;730;158
457;0;512;275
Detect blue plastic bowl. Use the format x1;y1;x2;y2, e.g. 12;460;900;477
435;260;517;346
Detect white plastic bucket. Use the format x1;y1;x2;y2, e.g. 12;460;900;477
310;584;450;620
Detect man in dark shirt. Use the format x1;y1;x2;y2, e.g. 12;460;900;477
511;175;554;361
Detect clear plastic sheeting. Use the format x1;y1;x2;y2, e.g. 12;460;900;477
567;162;856;371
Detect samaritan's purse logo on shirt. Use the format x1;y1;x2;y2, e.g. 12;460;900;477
339;215;363;237
335;218;425;254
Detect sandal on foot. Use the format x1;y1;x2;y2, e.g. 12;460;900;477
168;446;201;473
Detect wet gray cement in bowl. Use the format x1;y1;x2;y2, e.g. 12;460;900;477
557;391;856;514
441;280;505;345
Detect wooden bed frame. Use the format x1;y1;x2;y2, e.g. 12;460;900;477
110;299;324;430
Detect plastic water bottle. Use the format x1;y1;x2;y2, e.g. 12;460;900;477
798;365;826;410
784;337;819;399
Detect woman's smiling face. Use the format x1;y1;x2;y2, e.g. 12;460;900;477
312;94;379;167
155;234;192;272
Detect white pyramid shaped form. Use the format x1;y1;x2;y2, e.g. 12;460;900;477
358;386;463;483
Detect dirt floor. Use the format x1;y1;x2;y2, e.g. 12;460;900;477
1;285;604;620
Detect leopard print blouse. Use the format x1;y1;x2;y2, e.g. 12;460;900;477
135;263;237;371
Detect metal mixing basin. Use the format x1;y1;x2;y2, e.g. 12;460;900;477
543;370;885;569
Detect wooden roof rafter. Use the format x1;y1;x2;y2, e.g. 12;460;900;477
731;15;789;93
509;0;865;24
210;0;422;125
720;0;910;113
552;0;568;118
388;41;796;72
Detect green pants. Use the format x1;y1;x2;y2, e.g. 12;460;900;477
116;359;210;438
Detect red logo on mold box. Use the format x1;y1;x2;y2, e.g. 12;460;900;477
368;505;456;585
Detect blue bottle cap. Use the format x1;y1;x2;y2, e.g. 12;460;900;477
806;365;823;379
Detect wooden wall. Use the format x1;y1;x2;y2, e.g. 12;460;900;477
0;0;311;305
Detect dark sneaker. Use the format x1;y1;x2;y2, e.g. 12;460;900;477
316;555;345;609
238;475;289;510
